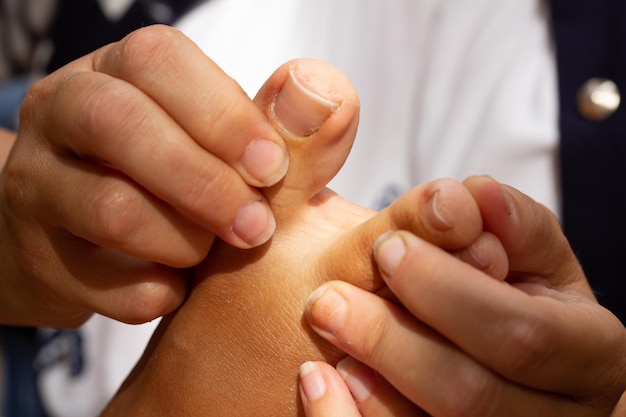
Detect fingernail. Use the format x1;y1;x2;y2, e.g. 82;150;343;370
336;357;374;402
232;200;276;247
305;284;347;338
299;362;327;402
478;175;515;218
426;190;454;231
272;68;339;137
240;139;289;187
500;186;515;217
374;232;406;277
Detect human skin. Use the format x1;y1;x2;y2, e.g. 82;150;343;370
302;176;626;417
0;26;290;327
103;59;505;417
611;391;626;417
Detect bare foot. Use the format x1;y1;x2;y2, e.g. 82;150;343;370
104;59;486;416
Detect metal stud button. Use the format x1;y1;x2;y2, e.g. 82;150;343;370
577;78;621;121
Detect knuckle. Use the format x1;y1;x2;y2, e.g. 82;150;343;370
183;163;237;221
20;78;51;124
76;78;148;148
86;181;142;248
353;308;394;365
499;313;555;375
444;365;500;417
116;25;182;78
121;282;180;324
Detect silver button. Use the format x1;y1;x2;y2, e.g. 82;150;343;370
577;78;621;121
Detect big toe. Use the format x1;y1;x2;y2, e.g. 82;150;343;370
254;59;360;210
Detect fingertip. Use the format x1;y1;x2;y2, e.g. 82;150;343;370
336;356;375;403
299;361;362;417
373;231;407;278
300;361;328;402
239;138;289;187
390;179;483;250
230;200;276;248
453;231;509;281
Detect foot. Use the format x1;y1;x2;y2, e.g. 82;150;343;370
104;59;487;416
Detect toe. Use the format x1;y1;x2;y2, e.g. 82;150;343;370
254;59;360;211
319;179;484;292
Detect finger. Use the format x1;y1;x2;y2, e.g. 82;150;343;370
253;59;360;210
462;175;590;292
55;242;189;325
299;361;362;417
9;231;188;327
28;153;214;267
94;25;289;189
30;68;274;250
373;230;625;396
451;231;509;281
335;357;428;417
305;280;593;417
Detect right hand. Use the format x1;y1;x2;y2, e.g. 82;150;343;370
0;25;289;327
303;176;626;417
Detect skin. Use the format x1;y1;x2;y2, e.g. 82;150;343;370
303;176;626;417
103;58;503;417
2;23;624;417
0;26;290;327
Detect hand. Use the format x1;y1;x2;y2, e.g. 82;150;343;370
304;176;626;417
0;25;290;327
102;58;505;417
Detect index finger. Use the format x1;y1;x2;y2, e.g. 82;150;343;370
94;25;288;188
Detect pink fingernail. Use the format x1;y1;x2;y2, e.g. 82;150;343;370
240;138;289;187
374;232;406;277
299;362;327;402
305;284;348;339
232;200;275;247
336;357;375;402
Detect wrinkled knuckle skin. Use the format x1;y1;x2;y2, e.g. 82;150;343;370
86;181;142;249
183;163;234;221
19;79;52;128
115;25;183;79
75;78;151;155
444;368;499;417
500;313;554;377
355;309;393;366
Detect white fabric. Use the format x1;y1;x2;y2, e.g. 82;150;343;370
38;316;159;417
37;1;559;416
179;0;560;214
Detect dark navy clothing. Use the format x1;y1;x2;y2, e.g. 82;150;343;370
552;0;626;322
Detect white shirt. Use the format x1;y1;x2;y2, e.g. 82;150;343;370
38;1;559;415
179;0;559;213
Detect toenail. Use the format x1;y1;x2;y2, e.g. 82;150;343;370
426;190;454;231
272;69;339;137
240;138;289;187
299;362;327;402
232;200;276;247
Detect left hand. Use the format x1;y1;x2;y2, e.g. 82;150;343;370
302;176;626;417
